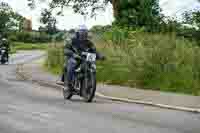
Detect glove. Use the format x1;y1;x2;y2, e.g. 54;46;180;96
73;53;80;59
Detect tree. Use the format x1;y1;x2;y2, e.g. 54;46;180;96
0;2;24;34
29;0;160;30
40;9;58;35
0;2;14;33
114;0;161;29
181;9;200;43
183;9;200;29
189;11;200;29
28;0;113;16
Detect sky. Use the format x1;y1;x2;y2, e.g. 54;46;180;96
2;0;200;30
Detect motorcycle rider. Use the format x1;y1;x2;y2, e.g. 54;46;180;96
0;34;10;63
59;29;76;85
57;25;104;91
1;37;10;62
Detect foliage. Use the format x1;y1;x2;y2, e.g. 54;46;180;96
180;9;200;43
30;0;200;96
44;27;200;96
52;32;66;41
44;42;64;75
183;9;200;29
40;9;58;35
8;31;52;43
114;0;160;29
28;0;111;16
0;2;24;34
90;25;112;33
94;28;200;95
30;0;161;32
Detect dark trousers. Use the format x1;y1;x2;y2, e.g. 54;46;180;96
61;57;77;85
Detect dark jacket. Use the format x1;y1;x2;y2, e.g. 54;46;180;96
64;38;96;58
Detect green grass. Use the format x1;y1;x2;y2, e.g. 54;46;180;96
44;32;200;96
44;42;64;75
44;65;62;75
13;42;48;51
95;32;200;96
10;47;17;54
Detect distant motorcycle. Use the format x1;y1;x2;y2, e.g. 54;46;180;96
0;46;9;64
63;48;103;102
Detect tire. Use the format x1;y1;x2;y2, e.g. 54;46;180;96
1;60;5;65
63;72;73;100
1;54;7;65
82;72;96;103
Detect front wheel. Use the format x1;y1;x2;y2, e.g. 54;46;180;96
82;72;96;103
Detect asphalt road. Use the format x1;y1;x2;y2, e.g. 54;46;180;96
0;51;199;133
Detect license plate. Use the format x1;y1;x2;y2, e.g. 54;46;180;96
86;53;96;62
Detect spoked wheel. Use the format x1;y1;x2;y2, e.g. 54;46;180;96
63;73;73;100
82;72;96;103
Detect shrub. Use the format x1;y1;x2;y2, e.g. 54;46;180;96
45;42;64;75
9;31;51;43
13;42;48;50
96;27;200;95
8;34;18;42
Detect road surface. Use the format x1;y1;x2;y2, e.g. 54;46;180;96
0;51;199;133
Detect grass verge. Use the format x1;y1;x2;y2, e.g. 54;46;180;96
44;32;200;96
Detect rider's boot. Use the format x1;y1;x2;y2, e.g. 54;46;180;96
56;81;64;86
68;83;79;95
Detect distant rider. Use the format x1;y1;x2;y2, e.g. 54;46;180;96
1;37;10;62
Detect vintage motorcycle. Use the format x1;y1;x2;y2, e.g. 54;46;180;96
63;49;102;102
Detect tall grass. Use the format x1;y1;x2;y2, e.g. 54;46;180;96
95;29;200;96
44;42;64;75
45;30;200;96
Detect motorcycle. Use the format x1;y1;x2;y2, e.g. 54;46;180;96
0;46;8;64
63;49;100;102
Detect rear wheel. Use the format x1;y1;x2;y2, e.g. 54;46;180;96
1;54;8;65
82;72;96;102
63;72;73;100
